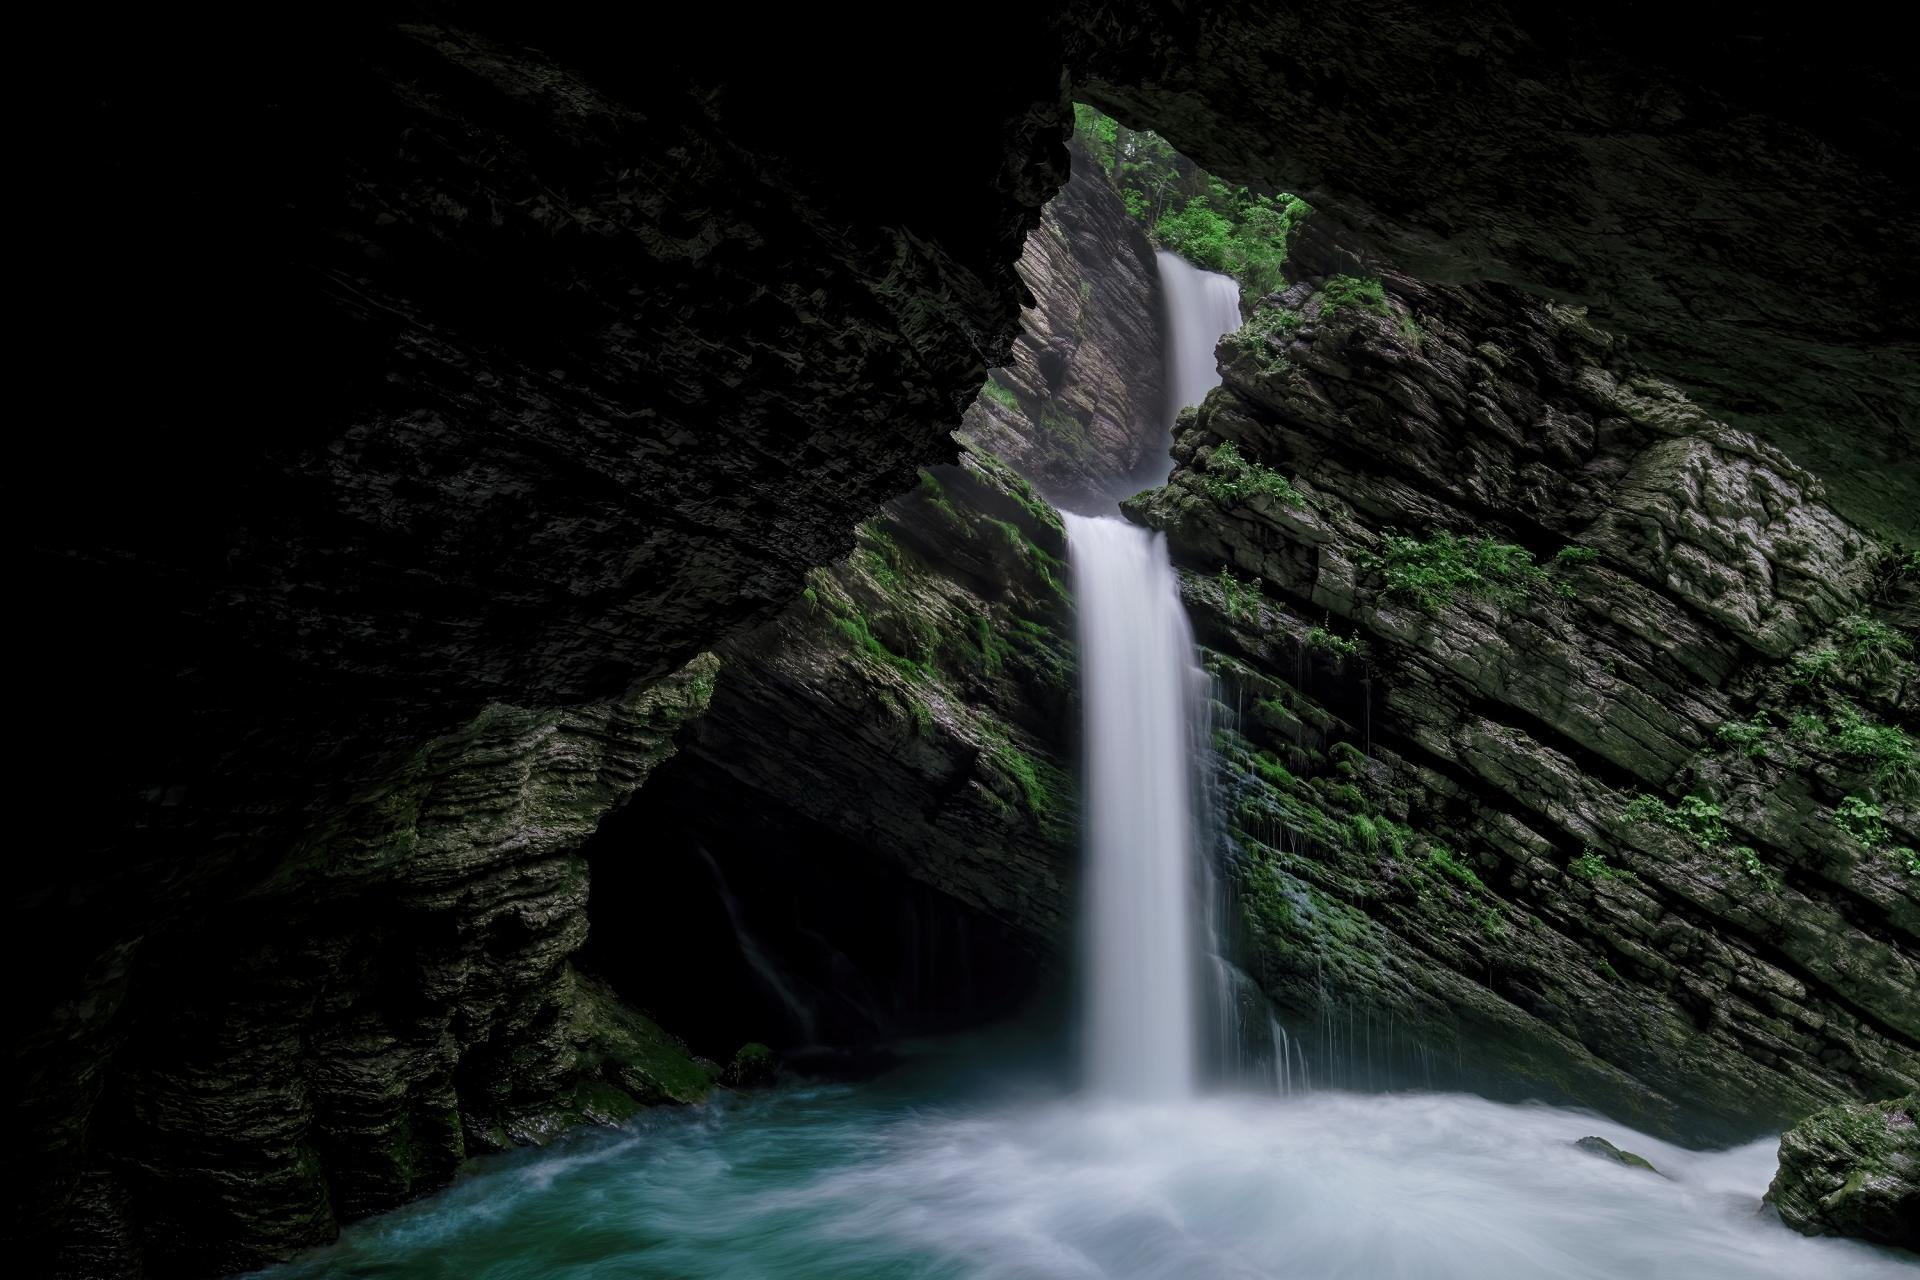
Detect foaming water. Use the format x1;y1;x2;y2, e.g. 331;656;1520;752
1064;512;1205;1098
259;1081;1911;1280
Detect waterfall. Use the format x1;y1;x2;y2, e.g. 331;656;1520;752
1065;512;1206;1098
1155;249;1243;430
694;845;818;1045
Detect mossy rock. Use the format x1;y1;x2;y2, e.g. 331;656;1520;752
1573;1135;1661;1175
571;970;716;1106
1766;1094;1918;1251
722;1042;778;1088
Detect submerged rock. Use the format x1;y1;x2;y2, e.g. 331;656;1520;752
1766;1095;1919;1252
1574;1136;1661;1175
724;1043;779;1089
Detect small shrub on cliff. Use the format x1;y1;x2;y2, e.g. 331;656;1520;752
1319;274;1391;320
1715;711;1772;759
1622;793;1728;850
1365;529;1546;611
1555;545;1600;566
1829;705;1915;790
1305;626;1359;661
1730;845;1780;890
1217;566;1263;621
1837;613;1914;680
1233;305;1304;368
1569;846;1628;881
1203;442;1302;508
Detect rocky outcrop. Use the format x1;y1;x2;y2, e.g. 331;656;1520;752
673;446;1079;954
1127;230;1918;1143
1069;1;1918;539
1767;1094;1919;1251
31;659;721;1277
960;138;1168;510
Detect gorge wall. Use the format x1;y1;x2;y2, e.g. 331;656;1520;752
17;4;1919;1274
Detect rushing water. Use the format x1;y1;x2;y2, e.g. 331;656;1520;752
1064;512;1206;1098
260;1056;1911;1280
1155;248;1243;429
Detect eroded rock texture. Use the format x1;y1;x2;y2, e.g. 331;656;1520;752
1069;1;1919;538
960;137;1170;511
1126;225;1918;1143
1767;1093;1919;1251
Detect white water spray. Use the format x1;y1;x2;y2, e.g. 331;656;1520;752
1066;512;1206;1098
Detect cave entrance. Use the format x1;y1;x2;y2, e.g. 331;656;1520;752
581;748;1045;1072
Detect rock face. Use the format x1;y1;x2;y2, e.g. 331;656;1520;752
30;659;722;1276
961;137;1170;511
1767;1094;1920;1251
1070;1;1918;538
1125;222;1918;1143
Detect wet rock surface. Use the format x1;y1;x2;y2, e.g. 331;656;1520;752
1126;229;1917;1144
1766;1094;1919;1252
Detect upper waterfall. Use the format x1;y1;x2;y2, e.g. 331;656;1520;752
1156;249;1242;434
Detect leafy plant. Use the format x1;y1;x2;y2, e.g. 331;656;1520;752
1622;794;1728;850
1232;304;1303;367
1365;529;1546;611
1554;545;1600;566
1569;847;1627;881
1835;795;1888;847
1715;711;1771;759
1305;626;1359;661
1217;566;1263;621
1203;442;1302;507
1828;705;1915;788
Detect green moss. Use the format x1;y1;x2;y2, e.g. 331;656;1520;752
1364;528;1546;611
991;741;1057;815
1319;274;1391;320
1202;442;1303;508
978;376;1019;413
1426;844;1485;892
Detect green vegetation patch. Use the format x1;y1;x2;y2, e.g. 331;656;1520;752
1202;441;1303;508
1715;711;1771;759
1319;274;1390;320
1365;528;1546;611
978;377;1019;413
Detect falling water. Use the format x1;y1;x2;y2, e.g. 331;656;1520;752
1065;512;1205;1098
1155;248;1243;427
694;845;818;1045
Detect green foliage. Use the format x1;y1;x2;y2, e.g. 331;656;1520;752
1232;304;1303;367
907;699;933;737
1715;711;1771;759
1828;705;1915;788
1251;749;1297;791
1555;545;1600;566
1365;529;1546;611
1305;626;1359;661
1569;846;1627;881
1319;274;1391;320
1789;710;1826;742
1074;102;1309;295
972;611;1015;677
1623;794;1728;850
1836;613;1914;679
1789;646;1843;689
1217;565;1263;621
1835;795;1888;848
978;377;1019;413
1729;845;1780;890
1202;441;1303;507
1897;846;1920;878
